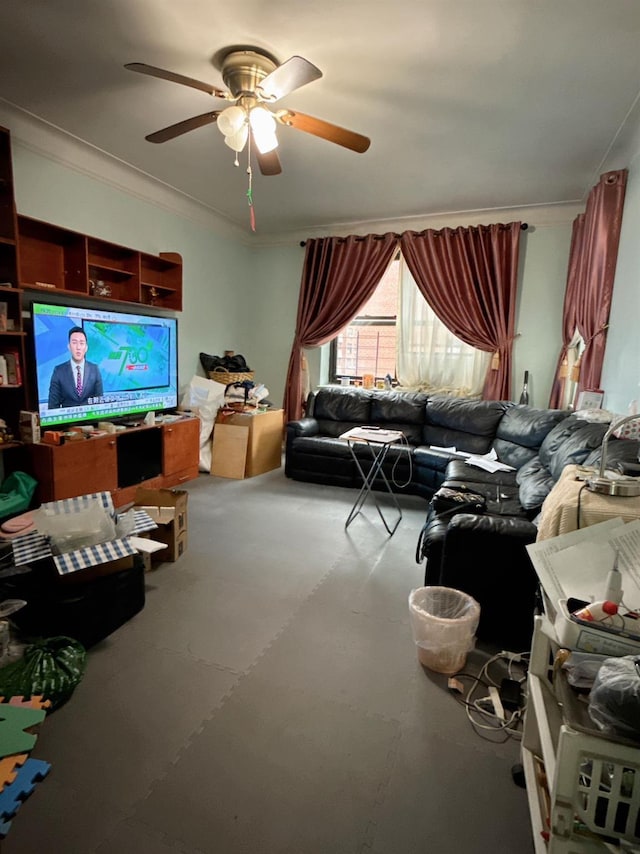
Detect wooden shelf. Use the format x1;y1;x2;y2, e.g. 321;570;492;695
18;215;182;311
90;265;136;280
0;126;27;438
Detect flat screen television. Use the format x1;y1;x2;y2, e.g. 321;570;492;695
32;301;178;428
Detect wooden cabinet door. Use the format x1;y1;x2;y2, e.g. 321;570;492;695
49;435;118;500
162;417;199;482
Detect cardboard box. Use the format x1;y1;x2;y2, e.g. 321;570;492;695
211;409;283;479
134;487;188;563
19;410;40;444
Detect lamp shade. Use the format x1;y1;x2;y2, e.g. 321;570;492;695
224;125;249;152
249;106;278;154
218;105;246;137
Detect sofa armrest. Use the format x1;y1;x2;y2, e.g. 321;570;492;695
286;417;320;439
438;513;539;649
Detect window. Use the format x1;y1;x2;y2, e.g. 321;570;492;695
330;256;399;383
329;255;489;396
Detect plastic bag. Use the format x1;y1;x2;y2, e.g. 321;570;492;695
199;352;251;373
588;655;640;740
179;375;225;472
33;499;116;553
408;586;480;674
0;636;87;711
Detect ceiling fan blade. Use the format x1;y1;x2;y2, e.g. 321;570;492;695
258;56;322;101
125;62;228;98
145;111;221;143
276;110;370;153
256;147;282;176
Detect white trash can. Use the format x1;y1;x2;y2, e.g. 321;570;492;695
408;586;480;675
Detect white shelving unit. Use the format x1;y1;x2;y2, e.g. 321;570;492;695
522;615;640;853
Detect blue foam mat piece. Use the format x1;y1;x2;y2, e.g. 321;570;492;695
0;757;51;822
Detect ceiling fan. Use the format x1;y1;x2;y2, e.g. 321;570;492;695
125;47;371;177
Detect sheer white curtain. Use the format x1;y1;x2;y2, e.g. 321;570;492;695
396;257;490;395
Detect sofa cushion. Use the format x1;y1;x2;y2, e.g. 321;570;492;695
493;405;569;469
370;391;428;424
312;387;372;423
538;416;608;480
369;391;429;445
422;397;509;454
512;417;610;512
583;436;640;470
445;458;518;489
312;387;373;438
516;457;557;510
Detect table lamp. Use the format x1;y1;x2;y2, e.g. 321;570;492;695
586;413;640;496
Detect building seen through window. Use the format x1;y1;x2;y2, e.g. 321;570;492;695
331;256;399;383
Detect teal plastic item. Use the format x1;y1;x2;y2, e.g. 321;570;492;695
0;472;37;522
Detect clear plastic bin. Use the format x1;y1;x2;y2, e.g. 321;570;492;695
408;586;480;675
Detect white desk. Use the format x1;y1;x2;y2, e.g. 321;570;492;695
340;427;405;536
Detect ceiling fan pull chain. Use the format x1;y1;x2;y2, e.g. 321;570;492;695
246;140;256;232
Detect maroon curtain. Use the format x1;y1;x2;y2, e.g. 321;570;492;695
283;233;399;421
547;216;584;407
400;222;522;399
573;170;628;399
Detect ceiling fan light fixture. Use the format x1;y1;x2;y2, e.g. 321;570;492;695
249;106;278;154
224;125;249;152
217;105;246;137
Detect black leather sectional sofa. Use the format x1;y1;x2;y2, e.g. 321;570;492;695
286;386;640;649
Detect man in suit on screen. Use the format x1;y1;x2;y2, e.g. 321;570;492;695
48;326;104;408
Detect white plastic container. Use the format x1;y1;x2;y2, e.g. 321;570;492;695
408;586;480;675
554;598;640;657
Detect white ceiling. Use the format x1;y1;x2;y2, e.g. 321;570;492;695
1;0;640;238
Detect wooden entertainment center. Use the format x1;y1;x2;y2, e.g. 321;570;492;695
0;125;199;500
30;416;199;504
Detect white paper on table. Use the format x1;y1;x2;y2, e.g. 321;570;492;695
526;517;636;606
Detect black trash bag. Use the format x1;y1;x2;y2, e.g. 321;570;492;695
0;636;87;711
200;352;251;373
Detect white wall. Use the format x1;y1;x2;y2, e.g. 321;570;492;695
600;160;640;415
598;117;640;413
512;224;572;405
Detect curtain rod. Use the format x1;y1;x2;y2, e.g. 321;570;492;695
299;222;528;247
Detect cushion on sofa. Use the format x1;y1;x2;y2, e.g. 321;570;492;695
514;416;608;511
538;416;608;481
422;397;509;454
370;391;429;445
583;435;640;470
370;391;429;424
516;457;557;510
492;405;570;469
312;387;373;438
313;387;372;423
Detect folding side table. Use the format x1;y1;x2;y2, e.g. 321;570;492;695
340;427;405;535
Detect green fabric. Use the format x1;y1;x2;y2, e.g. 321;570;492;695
0;471;37;521
0;637;87;711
